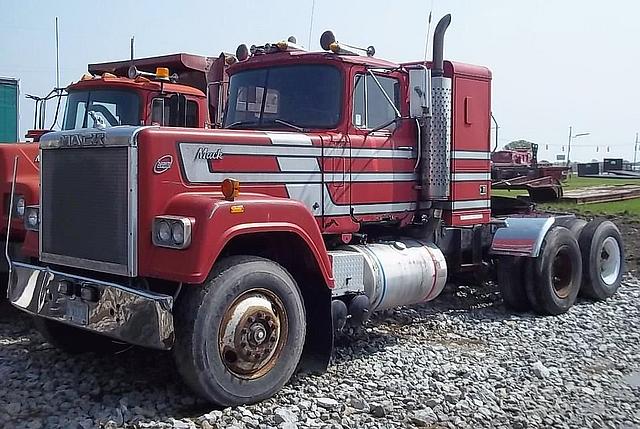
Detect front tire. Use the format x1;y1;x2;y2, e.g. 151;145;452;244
173;256;306;406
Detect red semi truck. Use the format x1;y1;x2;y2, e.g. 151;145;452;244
6;16;624;406
0;53;230;294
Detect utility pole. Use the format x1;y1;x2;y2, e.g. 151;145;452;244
567;126;572;167
566;125;590;169
634;132;639;171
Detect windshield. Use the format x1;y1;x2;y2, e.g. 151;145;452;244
223;64;342;129
62;89;140;130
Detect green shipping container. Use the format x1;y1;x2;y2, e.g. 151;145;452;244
0;78;19;143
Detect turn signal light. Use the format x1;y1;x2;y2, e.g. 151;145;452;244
222;178;240;201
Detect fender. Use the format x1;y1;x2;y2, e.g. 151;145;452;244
490;217;556;257
139;192;335;287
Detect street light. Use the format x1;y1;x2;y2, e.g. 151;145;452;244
566;126;590;168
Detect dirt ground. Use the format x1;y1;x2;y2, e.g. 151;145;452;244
575;215;640;276
615;216;640;275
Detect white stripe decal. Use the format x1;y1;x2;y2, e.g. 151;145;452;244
459;213;485;221
442;200;491;210
452;172;491;181
264;132;313;146
451;151;490;160
179;140;417;216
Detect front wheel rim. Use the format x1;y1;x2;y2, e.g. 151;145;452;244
218;288;288;379
599;236;621;286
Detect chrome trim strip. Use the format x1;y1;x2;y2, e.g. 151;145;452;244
451;172;491;181
5;156;18;274
40;126;141;149
451;151;490;160
40;253;130;277
8;261;174;350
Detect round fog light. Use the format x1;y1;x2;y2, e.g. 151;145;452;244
157;220;171;242
171;222;184;244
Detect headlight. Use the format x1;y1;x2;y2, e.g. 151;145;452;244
171;222;184;244
24;206;39;231
14;196;25;218
157;220;172;242
152;216;192;249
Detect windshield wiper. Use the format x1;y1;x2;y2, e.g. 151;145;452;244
226;119;307;132
272;119;306;132
225;120;258;129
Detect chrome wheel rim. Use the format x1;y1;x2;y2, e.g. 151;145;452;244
218;289;287;379
599;237;621;286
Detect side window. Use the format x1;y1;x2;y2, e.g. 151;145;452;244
156;95;198;127
353;74;400;130
185;100;198;127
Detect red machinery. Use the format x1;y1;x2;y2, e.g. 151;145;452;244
6;15;624;407
0;53;230;290
492;143;570;201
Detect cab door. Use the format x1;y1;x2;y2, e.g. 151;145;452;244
345;69;417;220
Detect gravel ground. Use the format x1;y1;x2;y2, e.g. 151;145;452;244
0;273;639;429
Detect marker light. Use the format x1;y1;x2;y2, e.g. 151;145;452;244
80;73;94;81
155;67;170;80
276;41;289;51
329;42;340;53
222;178;240;201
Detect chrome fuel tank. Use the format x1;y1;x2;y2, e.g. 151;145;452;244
347;240;448;311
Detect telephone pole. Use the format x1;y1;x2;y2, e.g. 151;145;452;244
634;132;639;170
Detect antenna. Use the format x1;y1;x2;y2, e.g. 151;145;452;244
307;0;316;49
55;17;60;89
423;0;434;63
130;36;135;62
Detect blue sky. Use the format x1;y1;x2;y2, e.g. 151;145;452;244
1;0;638;161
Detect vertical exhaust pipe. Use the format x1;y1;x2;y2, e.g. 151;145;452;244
420;14;452;202
431;14;451;77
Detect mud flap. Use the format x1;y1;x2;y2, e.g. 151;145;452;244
298;285;333;374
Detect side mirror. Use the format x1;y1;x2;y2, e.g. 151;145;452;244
151;98;165;125
409;67;431;118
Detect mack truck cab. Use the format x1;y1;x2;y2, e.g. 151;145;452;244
6;15;625;407
1;53;231;296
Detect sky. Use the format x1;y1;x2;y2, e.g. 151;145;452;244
1;0;638;162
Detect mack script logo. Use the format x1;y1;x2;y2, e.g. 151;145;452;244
59;132;106;147
154;155;173;174
194;147;223;161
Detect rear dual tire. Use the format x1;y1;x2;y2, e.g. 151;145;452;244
578;219;624;300
525;226;582;315
497;219;624;315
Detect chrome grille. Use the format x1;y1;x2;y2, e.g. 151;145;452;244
39;128;138;276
